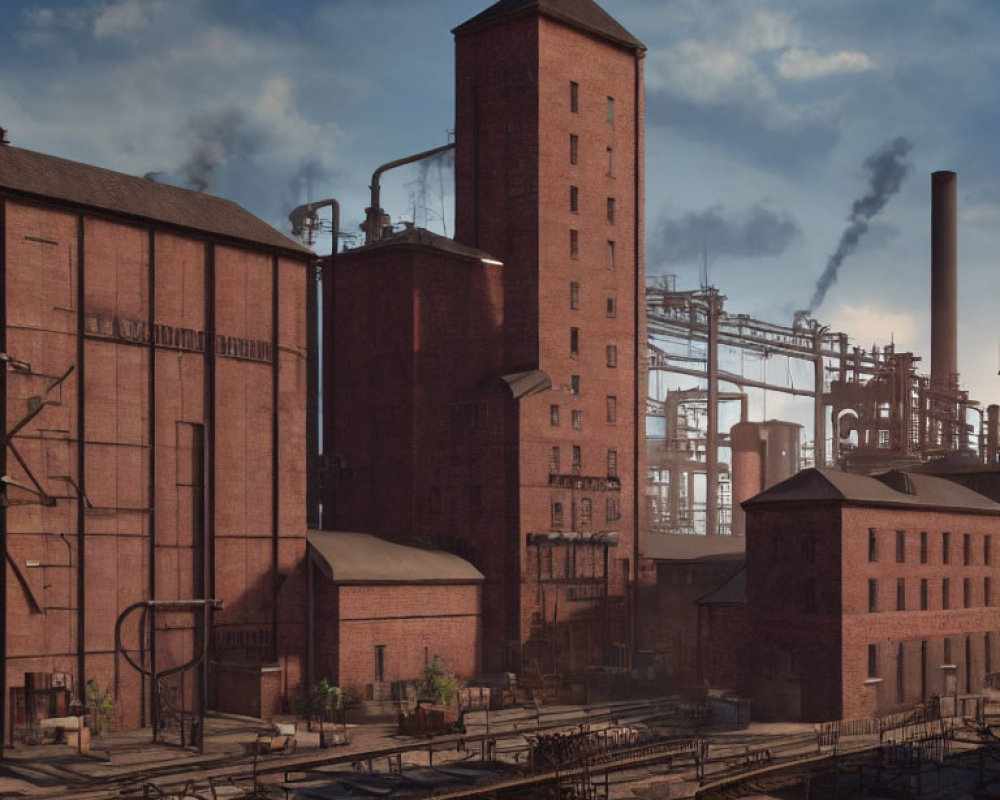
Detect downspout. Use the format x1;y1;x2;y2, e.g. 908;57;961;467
630;49;644;670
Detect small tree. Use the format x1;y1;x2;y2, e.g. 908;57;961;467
421;656;458;707
313;679;342;722
86;679;114;735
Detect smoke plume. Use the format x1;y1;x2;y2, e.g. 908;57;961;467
649;204;800;266
806;136;914;312
179;108;249;192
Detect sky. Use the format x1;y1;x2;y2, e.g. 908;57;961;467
2;0;999;415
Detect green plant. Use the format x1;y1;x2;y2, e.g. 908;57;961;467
313;679;342;721
421;656;458;706
86;679;114;735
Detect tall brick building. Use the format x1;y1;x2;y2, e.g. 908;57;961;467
322;0;647;678
745;468;1000;721
0;142;311;741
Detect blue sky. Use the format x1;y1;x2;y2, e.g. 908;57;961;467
2;0;999;412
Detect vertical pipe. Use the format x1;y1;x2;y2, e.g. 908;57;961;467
202;243;215;718
931;171;958;394
146;228;156;730
631;51;643;665
987;405;998;466
705;293;719;535
271;255;280;662
76;215;86;703
0;198;7;745
306;264;318;529
813;331;826;468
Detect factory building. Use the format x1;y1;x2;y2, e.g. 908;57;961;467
0;141;311;741
320;0;648;684
744;468;1000;722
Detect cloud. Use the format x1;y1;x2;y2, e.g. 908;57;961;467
776;48;874;81
648;204;800;267
831;304;918;352
93;0;168;39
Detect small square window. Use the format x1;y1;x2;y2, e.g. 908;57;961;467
606;297;616;317
549;404;559;427
570;134;579;165
552;501;564;527
606;197;615;224
570;81;579;113
606;96;614;126
572;410;582;429
570;282;580;310
570;327;579;358
606;395;617;424
570;375;580;394
607;449;618;477
569;185;579;213
606;344;618;368
570;229;579;259
607;240;616;270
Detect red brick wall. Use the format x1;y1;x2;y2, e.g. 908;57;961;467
2;198;309;735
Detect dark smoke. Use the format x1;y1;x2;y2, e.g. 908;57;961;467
179;108;248;192
649;204;800;266
806;136;914;312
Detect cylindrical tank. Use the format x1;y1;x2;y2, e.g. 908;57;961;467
761;420;802;487
931;171;958;391
730;422;764;537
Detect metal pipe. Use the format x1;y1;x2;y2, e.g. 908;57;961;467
365;143;456;244
706;292;719;535
988;405;999;466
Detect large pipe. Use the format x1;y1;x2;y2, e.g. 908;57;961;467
931;171;958;393
365;143;456;244
988;404;999;466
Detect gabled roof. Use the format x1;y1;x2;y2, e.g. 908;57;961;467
453;0;645;52
308;531;484;584
359;225;502;264
697;566;746;606
743;468;1000;514
0;144;311;257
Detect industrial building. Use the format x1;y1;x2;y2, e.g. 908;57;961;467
318;0;648;686
0;141;312;742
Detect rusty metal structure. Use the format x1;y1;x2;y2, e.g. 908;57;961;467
646;172;981;537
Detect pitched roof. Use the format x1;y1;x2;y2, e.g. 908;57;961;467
0;144;311;256
307;531;485;584
697;566;747;606
362;225;502;263
453;0;645;52
743;468;1000;514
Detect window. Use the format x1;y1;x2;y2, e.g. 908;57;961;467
606;344;618;368
550;446;560;473
896;643;905;703
552;501;564;527
943;578;951;609
570;229;579;259
570;134;579;165
868;644;878;678
920;531;928;563
606;96;614;126
869;579;878;612
570;282;580;309
986;577;992;607
607;449;618;477
868;528;878;562
943;531;951;564
987;535;993;566
570;327;579;358
570;81;579;113
569;185;579;213
964;577;971;608
572;445;581;474
570;375;580;394
964;533;971;565
572;410;582;429
606;197;615;224
896;578;906;611
896;530;906;563
606;145;614;175
606;497;619;522
606;297;616;317
920;579;928;610
607;240;616;270
375;645;386;682
580;497;592;524
550;404;559;426
606;395;617;423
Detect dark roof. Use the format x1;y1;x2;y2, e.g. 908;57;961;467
0;144;311;256
644;533;746;561
360;225;502;263
697;566;746;606
453;0;645;52
743;468;1000;514
307;531;485;584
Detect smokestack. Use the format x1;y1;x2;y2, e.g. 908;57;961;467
931;171;958;392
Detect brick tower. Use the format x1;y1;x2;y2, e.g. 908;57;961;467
453;0;647;674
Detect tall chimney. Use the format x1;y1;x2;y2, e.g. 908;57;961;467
931;171;958;392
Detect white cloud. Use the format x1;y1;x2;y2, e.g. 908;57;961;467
829;304;918;352
776;48;874;81
93;0;168;39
